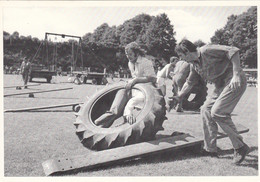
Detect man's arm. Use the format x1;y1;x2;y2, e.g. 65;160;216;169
229;52;241;90
20;62;24;74
126;59;156;90
125;76;156;90
174;65;198;101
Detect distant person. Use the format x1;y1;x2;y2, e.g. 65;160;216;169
4;65;9;74
173;38;249;164
20;57;32;89
156;56;178;96
94;42;156;127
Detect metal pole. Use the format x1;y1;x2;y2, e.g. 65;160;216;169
31;42;43;63
72;41;74;72
4;83;41;89
80;39;84;71
4;102;83;112
4;87;73;97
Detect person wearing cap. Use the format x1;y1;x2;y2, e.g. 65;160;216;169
156;56;178;96
20;57;32;89
94;42;156;127
173;38;249;164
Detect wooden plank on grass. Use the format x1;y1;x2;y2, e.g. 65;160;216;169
4;87;73;97
42;123;249;176
4;102;84;113
4;83;41;89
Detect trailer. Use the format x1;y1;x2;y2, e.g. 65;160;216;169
72;68;107;85
29;64;56;83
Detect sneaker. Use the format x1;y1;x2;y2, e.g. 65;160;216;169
233;144;250;164
200;149;218;158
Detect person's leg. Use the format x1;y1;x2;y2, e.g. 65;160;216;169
24;73;29;86
94;89;129;127
211;73;247;150
123;89;145;116
22;73;26;86
200;90;219;153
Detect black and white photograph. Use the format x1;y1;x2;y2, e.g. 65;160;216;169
2;1;258;178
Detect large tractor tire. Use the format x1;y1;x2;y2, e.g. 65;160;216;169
74;82;167;151
171;61;208;111
181;80;208;111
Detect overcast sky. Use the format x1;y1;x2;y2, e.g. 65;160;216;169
2;2;251;43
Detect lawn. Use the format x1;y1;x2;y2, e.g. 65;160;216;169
3;74;258;176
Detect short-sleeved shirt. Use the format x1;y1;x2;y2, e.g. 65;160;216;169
124;56;156;116
128;56;156;78
187;44;240;87
157;63;174;78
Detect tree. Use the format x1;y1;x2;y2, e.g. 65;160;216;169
118;14;153;47
145;13;177;61
210;6;257;68
90;23;110;44
194;40;206;47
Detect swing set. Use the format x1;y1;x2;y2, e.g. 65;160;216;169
30;32;83;83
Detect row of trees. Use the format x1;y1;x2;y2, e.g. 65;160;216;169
211;6;257;68
3;6;257;73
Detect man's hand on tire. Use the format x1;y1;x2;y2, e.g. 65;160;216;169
124;114;136;125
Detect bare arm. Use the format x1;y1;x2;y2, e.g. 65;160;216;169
174;66;197;101
125;76;156;90
178;82;193;99
229;52;241;90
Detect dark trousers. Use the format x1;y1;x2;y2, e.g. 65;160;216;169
22;72;29;86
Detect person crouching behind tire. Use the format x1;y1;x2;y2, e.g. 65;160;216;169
20;57;32;89
156;56;178;96
173;38;250;164
94;42;157;128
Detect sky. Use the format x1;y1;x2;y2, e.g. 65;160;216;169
2;2;251;43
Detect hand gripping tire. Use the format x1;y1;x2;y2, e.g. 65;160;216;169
74;82;167;151
181;79;207;111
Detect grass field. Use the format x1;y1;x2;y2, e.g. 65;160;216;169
3;74;258;176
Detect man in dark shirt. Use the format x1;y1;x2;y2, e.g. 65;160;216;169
174;39;249;164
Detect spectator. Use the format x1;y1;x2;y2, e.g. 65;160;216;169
20;57;32;88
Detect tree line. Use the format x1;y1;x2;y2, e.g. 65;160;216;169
3;6;257;73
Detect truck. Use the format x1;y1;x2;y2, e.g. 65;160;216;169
29;64;57;83
72;68;107;85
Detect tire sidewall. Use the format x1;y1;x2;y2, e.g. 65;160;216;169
79;82;156;134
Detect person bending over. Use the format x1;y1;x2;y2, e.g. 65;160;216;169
173;38;249;164
156;56;178;96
